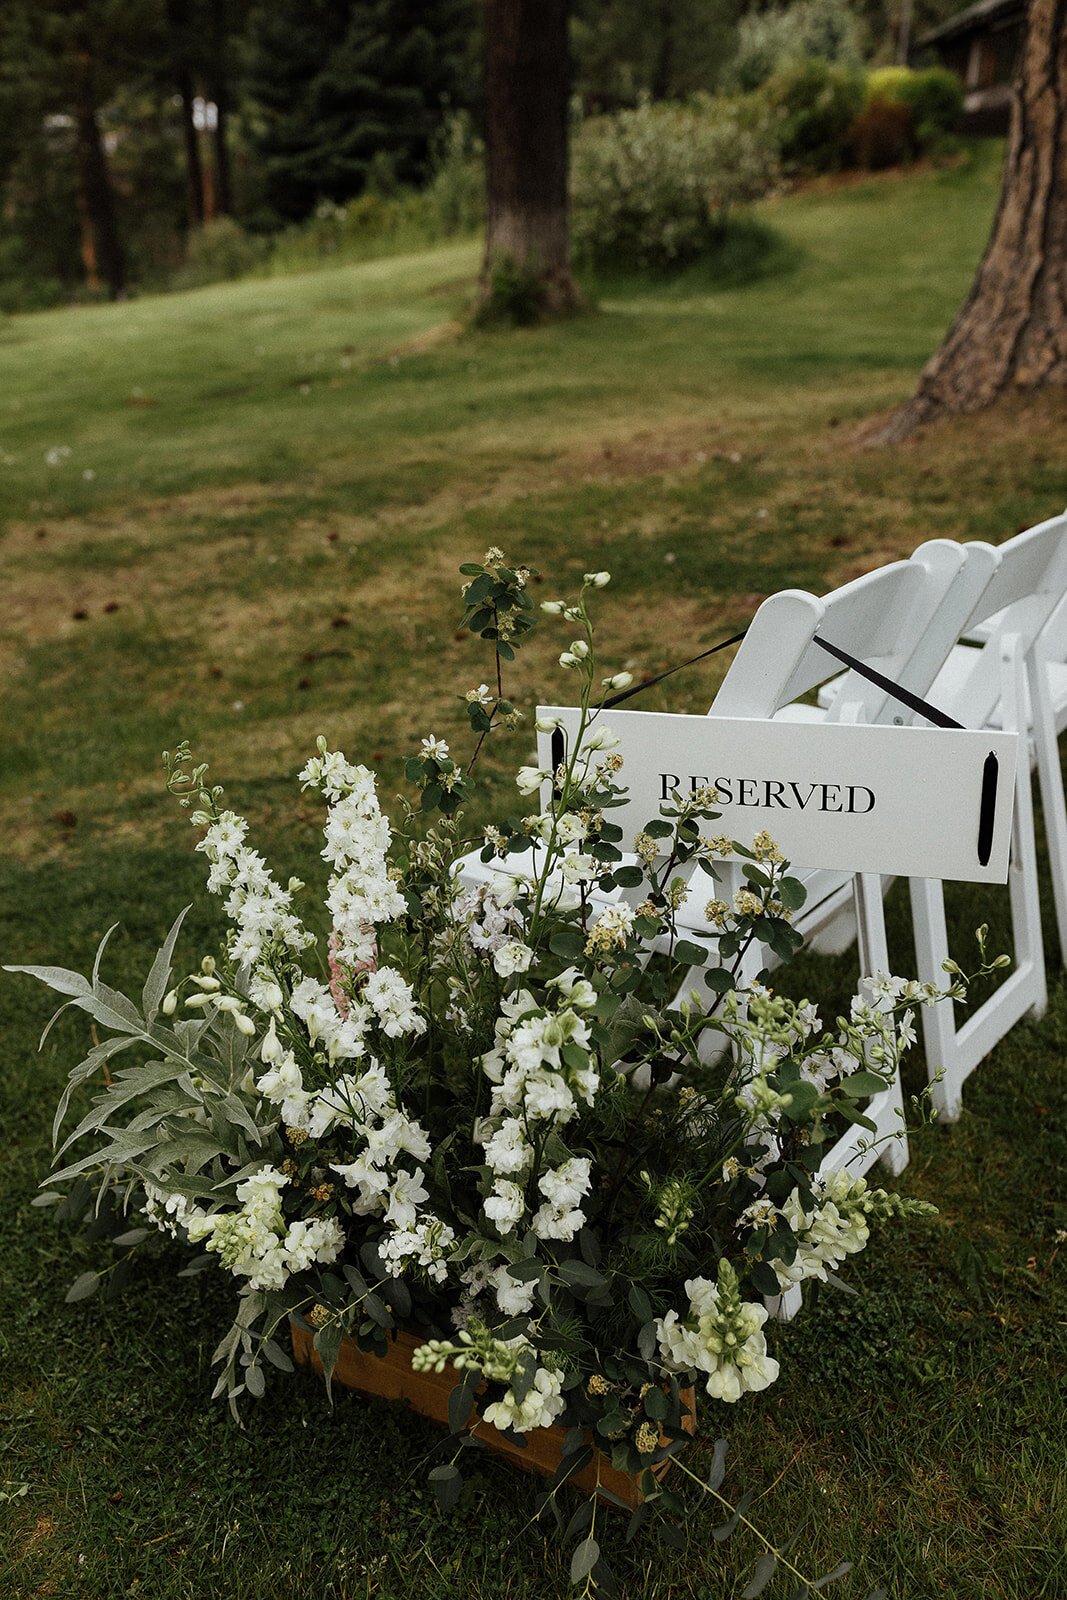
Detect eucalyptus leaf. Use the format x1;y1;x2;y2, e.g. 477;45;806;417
569;1536;599;1584
740;1552;778;1597
811;1562;853;1590
243;1362;266;1398
430;1464;463;1513
65;1271;101;1303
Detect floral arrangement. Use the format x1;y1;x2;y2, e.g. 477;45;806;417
13;552;984;1597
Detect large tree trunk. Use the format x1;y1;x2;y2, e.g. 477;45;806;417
480;0;578;316
875;0;1067;443
72;49;126;300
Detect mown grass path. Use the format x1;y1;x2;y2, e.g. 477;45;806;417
2;142;1066;1599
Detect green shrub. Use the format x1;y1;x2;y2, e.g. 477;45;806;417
570;95;781;272
172;217;267;289
897;66;965;148
847;97;915;169
865;65;914;105
761;57;865;173
727;0;864;92
865;64;964;151
424;110;486;236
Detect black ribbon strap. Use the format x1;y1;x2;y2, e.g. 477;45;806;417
597;623;964;732
600;632;748;709
810;635;965;730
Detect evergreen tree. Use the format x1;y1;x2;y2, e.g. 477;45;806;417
243;0;478;222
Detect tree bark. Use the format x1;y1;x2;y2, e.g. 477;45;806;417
207;0;234;216
480;0;578;315
166;0;205;227
875;0;1067;442
72;48;125;299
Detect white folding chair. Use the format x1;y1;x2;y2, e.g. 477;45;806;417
905;513;1067;1118
717;539;1001;955
700;539;1000;1191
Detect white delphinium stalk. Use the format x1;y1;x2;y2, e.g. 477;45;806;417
531;1156;592;1242
300;741;407;968
362;966;426;1039
196;814;313;968
656;1260;779;1403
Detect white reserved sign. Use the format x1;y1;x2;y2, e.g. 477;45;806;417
536;707;1019;884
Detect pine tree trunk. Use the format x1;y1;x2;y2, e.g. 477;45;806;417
73;49;125;300
480;0;578;316
166;0;204;227
207;0;234;216
875;0;1067;442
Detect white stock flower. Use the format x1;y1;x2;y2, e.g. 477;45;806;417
484;1179;526;1233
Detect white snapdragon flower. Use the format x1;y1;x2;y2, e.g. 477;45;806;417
772;1169;871;1288
656;1264;779;1404
515;766;549;796
256;1052;303;1104
483;1366;565;1435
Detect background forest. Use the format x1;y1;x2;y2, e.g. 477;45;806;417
0;0;977;312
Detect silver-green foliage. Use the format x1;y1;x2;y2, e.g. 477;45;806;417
570;96;781;271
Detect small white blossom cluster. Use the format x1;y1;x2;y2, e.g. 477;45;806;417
181;1166;344;1292
656;1260;779;1403
379;1216;457;1284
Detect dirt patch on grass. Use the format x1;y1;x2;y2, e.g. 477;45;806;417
560;422;748;485
848;385;1067;465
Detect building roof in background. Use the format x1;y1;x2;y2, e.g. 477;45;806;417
917;0;1026;48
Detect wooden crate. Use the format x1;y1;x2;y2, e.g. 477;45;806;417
290;1322;695;1510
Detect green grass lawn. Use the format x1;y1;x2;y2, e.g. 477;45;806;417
2;140;1067;1599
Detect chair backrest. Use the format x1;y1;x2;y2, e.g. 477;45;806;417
946;512;1067;729
711;539;996;722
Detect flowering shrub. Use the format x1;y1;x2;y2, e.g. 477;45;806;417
571;96;781;271
14;551;991;1595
